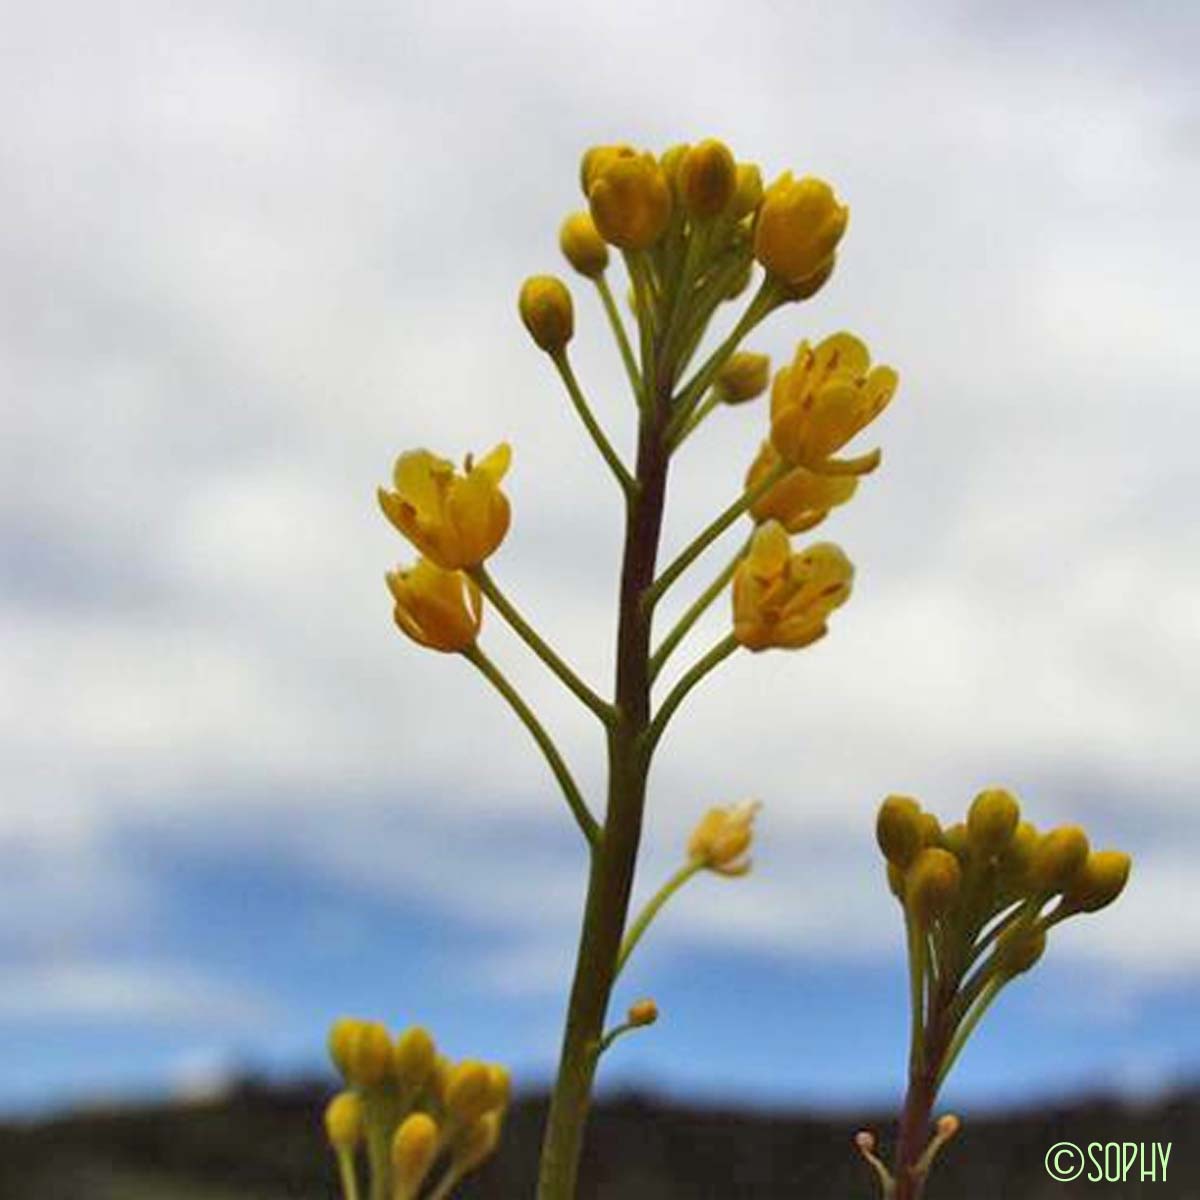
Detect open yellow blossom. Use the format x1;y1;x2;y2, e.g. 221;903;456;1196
746;440;858;533
587;148;673;250
769;333;898;474
732;521;854;651
378;444;512;570
387;559;482;653
687;801;762;876
754;173;848;285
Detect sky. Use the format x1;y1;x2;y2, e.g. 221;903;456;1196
2;0;1199;1118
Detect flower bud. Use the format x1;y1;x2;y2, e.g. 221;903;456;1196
627;998;659;1027
487;1064;512;1110
999;820;1038;885
1063;850;1131;913
886;860;906;900
714;351;770;405
941;822;969;865
917;811;943;849
876;795;924;869
1029;826;1090;894
905;848;962;924
519;275;574;353
580;143;634;194
754;173;848;285
559;212;609;278
445;1060;495;1125
348;1020;393;1088
393;1025;436;1091
588;151;673;249
328;1017;362;1080
967;788;1021;855
392;1113;439;1196
324;1091;364;1150
678;138;737;219
731;163;763;220
454;1111;501;1173
994;921;1047;976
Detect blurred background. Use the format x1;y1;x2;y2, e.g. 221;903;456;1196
3;0;1198;1194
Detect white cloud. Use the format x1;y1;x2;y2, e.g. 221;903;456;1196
1;0;1197;1030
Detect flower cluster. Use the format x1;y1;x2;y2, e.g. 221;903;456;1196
863;790;1131;1198
324;1018;509;1200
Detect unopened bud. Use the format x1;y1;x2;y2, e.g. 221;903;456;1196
627;998;659;1027
714;351;770;405
967;788;1021;855
906;848;962;924
393;1025;436;1091
519;275;574;353
445;1060;495;1125
1029;826;1090;894
392;1113;439;1196
678;138;737;219
994;921;1046;976
324;1091;364;1151
1063;850;1131;913
559;212;609;278
876;795;924;868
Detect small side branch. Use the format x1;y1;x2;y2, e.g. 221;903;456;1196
552;351;635;496
471;566;615;726
464;645;600;847
644;634;739;757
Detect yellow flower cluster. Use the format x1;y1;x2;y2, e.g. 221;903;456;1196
324;1018;510;1200
377;445;512;653
875;788;1131;1110
879;790;1131;938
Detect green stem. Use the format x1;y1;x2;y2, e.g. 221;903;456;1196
535;392;673;1200
665;279;778;441
669;390;720;451
335;1149;361;1200
552;351;635;496
616;859;704;975
471;567;614;726
646;462;785;610
464;645;599;847
595;274;641;399
644;634;739;756
905;911;928;1078
623;251;657;410
937;974;1006;1090
426;1165;465;1200
649;541;746;683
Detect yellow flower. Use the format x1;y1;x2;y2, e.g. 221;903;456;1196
580;143;635;194
587;148;673;250
769;333;898;474
732;521;853;651
559;212;609;278
746;440;858;533
378;444;512;570
678;138;737;219
687;801;761;876
753;172;848;285
519;275;574;352
387;558;482;653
